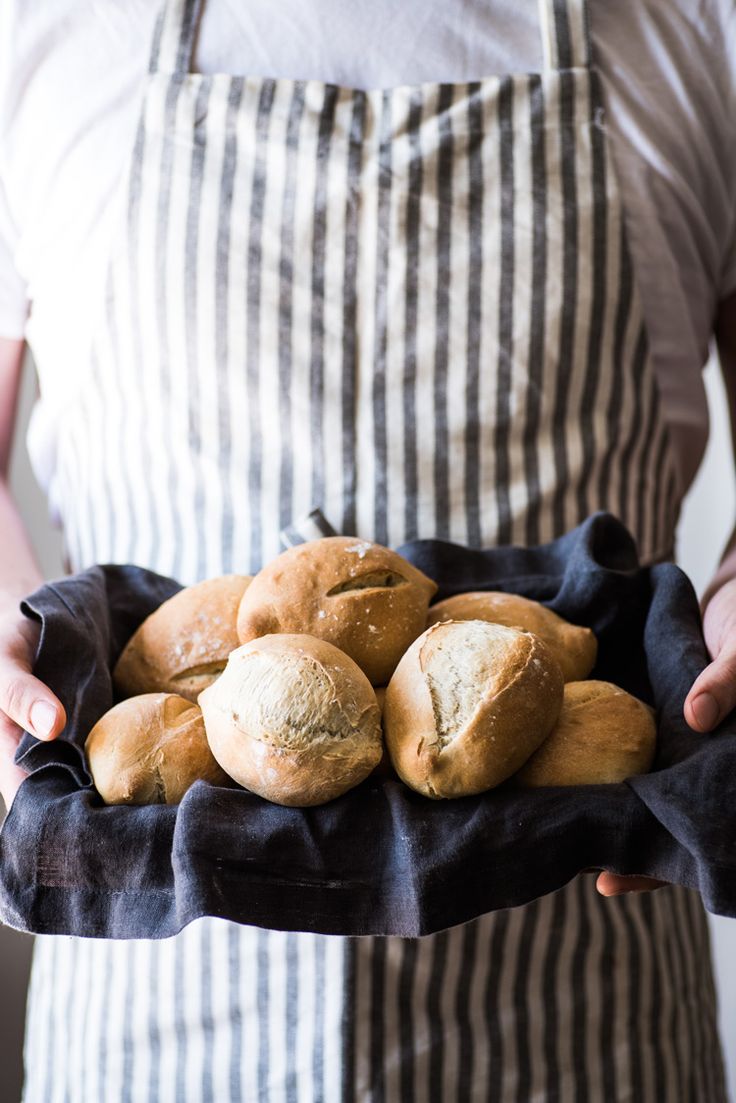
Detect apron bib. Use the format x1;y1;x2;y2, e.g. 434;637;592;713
23;0;726;1099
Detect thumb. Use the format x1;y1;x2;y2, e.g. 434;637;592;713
684;642;736;733
0;660;66;742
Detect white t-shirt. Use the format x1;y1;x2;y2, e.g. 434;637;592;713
1;0;735;524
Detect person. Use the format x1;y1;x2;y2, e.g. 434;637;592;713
0;0;735;1098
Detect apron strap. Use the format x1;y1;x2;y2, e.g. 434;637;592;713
148;0;204;75
538;0;593;71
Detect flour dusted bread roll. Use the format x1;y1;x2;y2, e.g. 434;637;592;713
85;693;228;805
426;591;596;682
515;680;657;787
236;537;438;685
113;574;252;703
198;634;383;806
383;620;564;799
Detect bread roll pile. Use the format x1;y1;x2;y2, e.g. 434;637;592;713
85;537;657;807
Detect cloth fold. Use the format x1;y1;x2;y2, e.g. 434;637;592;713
1;511;734;940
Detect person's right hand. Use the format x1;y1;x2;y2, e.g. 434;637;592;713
0;609;66;811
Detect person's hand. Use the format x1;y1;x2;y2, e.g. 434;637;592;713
597;576;736;897
0;609;66;810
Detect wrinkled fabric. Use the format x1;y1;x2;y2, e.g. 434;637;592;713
1;510;733;941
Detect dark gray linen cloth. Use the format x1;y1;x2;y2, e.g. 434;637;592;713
1;511;734;940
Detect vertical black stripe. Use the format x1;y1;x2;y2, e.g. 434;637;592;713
513;900;541;1103
184;77;211;583
485;911;511;1097
427;930;450;1103
433;84;455;538
495;77;515;545
228;924;242;1103
174;934;187;1101
669;889;700;1097
398;938;419;1102
620;895;645;1100
147;6;167;75
146;943;162;1103
465;82;484;549
455;920;478;1100
126;115;155;566
403;89;424;541
309;86;339;523
369;937;387;1101
637;373;663;558
639;893;667;1096
550;65;578;539
657;896;685;1097
200;921;215;1101
277;83;307;532
553;0;573;70
523;73;547;547
341;939;358;1103
156;72;188;583
256;928;270;1101
596;217;631;513
596;897;618;1100
571;875;592;1101
284;933;299;1102
340;92;366;537
542;888;566;1098
576;68;607;526
246;80;277;572
120;945;136;1103
373;91;393;547
617;325;647;541
215;79;245;572
175;0;203;75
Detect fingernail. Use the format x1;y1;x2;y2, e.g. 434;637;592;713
30;700;57;739
691;692;719;730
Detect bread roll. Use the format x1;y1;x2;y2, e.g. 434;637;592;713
383;620;564;799
426;591;596;682
85;693;228;805
113;574;252;703
236;537;437;685
515;680;657;786
198;634;383;806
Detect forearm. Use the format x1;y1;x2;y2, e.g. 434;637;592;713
0;476;44;611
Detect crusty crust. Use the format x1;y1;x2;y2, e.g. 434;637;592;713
236;536;438;685
113;574;252;702
426;591;597;682
515;679;657;786
85;692;229;805
383;620;564;799
198;634;383;806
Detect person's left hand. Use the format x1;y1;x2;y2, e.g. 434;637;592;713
596;576;736;897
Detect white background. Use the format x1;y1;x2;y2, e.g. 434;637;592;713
0;350;734;1101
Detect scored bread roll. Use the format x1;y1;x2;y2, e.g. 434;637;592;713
85;692;229;805
426;591;596;682
515;679;657;786
113;574;252;703
236;536;437;685
383;620;564;799
198;634;383;806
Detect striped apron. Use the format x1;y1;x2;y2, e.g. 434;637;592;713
23;0;727;1099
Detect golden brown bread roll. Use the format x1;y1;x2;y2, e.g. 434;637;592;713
113;574;252;703
515;680;657;786
236;537;438;685
85;693;228;805
383;619;564;799
198;634;383;806
426;591;596;682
